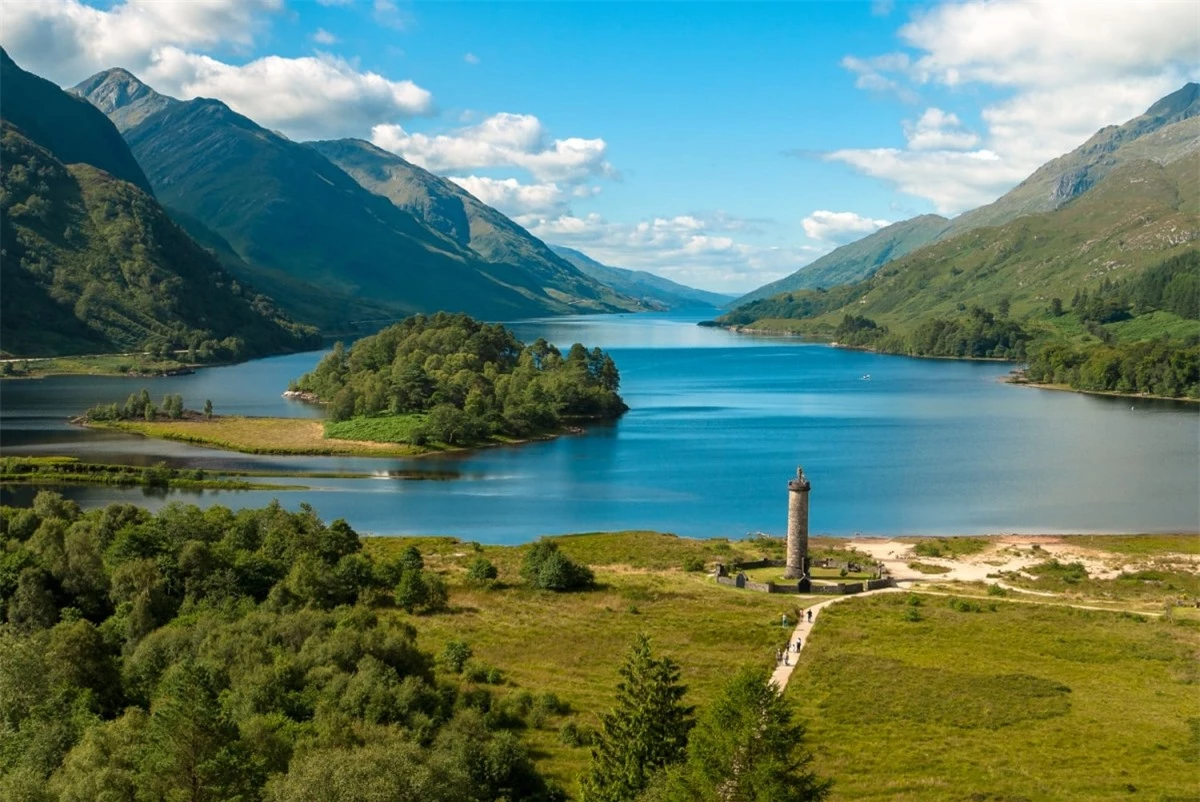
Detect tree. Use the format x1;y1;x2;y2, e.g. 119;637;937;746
653;666;831;802
466;557;498;585
1049;297;1064;317
138;661;255;802
521;539;593;591
203;399;213;419
579;635;694;801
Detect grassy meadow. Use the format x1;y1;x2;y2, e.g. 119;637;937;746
91;416;431;457
362;531;1200;799
794;593;1200;801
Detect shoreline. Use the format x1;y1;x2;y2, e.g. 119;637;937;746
1004;375;1200;403
79;415;588;459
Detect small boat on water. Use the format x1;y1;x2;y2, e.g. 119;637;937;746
860;374;871;381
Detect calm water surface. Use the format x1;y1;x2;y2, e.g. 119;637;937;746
2;312;1197;541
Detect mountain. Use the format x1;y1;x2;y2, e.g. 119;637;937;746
730;215;949;306
941;82;1200;238
306;138;639;314
0;55;318;359
733;83;1200;306
70;67;177;133
0;50;151;195
718;152;1199;337
73;70;640;324
549;245;734;309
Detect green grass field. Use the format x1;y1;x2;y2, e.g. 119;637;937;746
792;593;1200;801
323;413;427;443
360;531;1200;799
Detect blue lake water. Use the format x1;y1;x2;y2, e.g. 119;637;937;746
1;312;1197;541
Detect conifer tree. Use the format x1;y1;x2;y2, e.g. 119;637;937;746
579;634;694;802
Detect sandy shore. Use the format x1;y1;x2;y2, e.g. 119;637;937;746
850;534;1199;585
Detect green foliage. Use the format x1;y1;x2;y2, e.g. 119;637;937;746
440;640;473;674
680;556;706;573
0;121;319;359
911;538;988;559
643;666;831;802
466;557;499;585
579;635;694;802
1025;337;1200;397
0;494;559;799
521;539;595;592
295;313;627;444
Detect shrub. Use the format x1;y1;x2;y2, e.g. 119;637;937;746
520;539;594;591
558;721;596;747
987;583;1008;597
903;606;922;623
681;556;706;573
466;556;498;585
440;640;472;673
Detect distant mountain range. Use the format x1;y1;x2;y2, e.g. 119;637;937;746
0;50;317;358
718;151;1199;338
733;83;1200;307
69;68;657;328
548;246;735;310
732;214;949;306
306;138;637;314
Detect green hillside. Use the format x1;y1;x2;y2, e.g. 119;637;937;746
73;69;639;324
715;155;1200;396
308;139;640;313
0;123;317;358
733;83;1199;308
549;245;734;309
942;82;1199;238
732;214;949;306
0;50;151;195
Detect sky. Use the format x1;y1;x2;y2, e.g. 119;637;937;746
3;0;1198;294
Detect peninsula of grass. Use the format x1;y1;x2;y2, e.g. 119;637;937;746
0;352;196;379
0;456;300;491
89;415;443;457
361;531;1199;797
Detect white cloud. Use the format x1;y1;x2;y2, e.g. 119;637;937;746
831;0;1200;214
371;112;614;182
0;0;434;141
151;49;432;140
801;211;891;243
0;0;281;86
902;108;979;151
448;176;572;217
527;213;822;295
464;52;480;65
311;28;339;45
372;0;410;30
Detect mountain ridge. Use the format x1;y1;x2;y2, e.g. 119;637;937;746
0;52;318;359
548;245;734;309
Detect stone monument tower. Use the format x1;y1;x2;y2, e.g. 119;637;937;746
784;466;811;580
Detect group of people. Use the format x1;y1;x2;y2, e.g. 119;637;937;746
774;608;815;667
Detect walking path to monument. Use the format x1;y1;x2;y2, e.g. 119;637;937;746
770;587;901;689
769;583;1168;690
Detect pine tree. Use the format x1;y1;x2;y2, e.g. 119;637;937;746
579;634;694;802
674;665;832;802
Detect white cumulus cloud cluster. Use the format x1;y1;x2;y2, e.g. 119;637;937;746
829;0;1200;214
526;213;823;295
0;0;432;140
801;211;891;243
372;112;614;183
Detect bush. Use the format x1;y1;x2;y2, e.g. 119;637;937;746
902;606;922;623
395;570;449;614
466;556;498;585
681;556;706;573
987;583;1008;597
558;721;596;747
440;640;472;673
520;539;594;591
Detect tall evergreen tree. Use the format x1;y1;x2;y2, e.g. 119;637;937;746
649;665;831;802
580;634;694;802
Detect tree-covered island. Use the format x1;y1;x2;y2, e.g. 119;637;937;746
78;314;629;456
